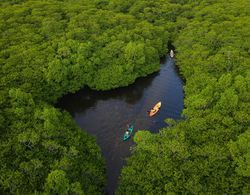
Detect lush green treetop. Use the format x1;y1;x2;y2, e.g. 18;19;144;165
1;0;249;194
118;0;250;194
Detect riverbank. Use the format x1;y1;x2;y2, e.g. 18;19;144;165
57;56;184;194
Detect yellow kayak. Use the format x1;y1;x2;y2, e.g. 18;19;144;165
148;102;161;117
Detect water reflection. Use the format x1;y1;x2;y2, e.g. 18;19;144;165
57;56;184;194
57;72;159;114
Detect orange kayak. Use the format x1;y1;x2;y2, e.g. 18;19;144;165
148;102;161;117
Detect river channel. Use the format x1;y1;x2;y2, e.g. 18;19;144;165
57;56;184;194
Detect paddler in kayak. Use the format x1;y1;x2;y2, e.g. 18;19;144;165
125;124;130;135
123;124;134;141
148;102;161;117
125;129;130;135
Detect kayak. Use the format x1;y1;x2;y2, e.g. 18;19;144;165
123;125;134;141
170;50;174;58
148;102;161;117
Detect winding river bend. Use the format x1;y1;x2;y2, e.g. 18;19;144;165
57;56;184;194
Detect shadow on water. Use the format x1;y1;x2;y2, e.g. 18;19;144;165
56;56;184;194
57;72;159;114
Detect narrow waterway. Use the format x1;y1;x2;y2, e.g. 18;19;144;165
57;56;184;194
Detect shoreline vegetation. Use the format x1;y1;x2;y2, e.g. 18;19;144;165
117;0;250;194
0;0;249;194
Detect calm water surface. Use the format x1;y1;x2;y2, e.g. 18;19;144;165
57;56;184;194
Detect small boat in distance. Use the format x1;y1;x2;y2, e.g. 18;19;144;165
170;50;174;58
148;102;161;117
123;125;134;141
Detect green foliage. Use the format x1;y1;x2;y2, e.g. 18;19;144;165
45;170;70;194
0;89;105;194
1;0;168;102
1;0;249;194
0;0;170;193
118;0;250;194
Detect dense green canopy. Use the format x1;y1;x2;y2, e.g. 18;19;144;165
0;89;105;194
0;0;249;194
0;0;168;101
0;0;168;193
118;0;250;194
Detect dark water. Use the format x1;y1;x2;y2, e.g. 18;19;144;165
57;56;184;194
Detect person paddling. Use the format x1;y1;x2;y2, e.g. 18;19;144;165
126;124;131;135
